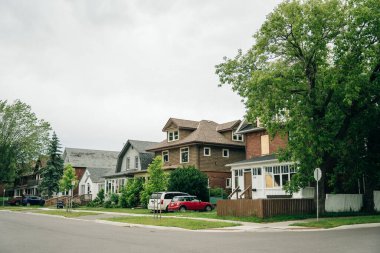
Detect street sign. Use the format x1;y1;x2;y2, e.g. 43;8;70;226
314;167;322;221
314;168;322;181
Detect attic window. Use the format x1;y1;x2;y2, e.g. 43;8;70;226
168;130;179;142
232;131;243;142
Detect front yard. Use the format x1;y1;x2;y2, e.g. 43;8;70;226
291;215;380;229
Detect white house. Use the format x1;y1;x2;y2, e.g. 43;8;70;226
78;167;114;200
104;140;157;195
227;121;314;200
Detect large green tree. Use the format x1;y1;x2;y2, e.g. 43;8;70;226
168;166;209;201
39;132;64;198
0;100;51;184
216;0;380;211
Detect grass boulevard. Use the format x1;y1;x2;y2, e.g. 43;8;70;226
1;206;379;230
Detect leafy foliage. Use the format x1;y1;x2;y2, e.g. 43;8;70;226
168;166;209;201
39;132;64;197
140;156;168;207
119;178;144;208
209;187;228;199
0;100;51;184
216;0;380;208
59;164;78;193
87;189;105;207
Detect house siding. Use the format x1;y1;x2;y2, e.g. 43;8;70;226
205;171;231;189
199;146;245;173
245;131;288;159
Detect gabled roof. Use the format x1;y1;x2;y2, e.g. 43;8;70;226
63;148;119;169
115;140;158;173
162;118;199;131
85;167;114;183
147;119;245;151
235;120;265;134
216;120;241;132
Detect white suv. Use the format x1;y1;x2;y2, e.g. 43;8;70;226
148;192;189;212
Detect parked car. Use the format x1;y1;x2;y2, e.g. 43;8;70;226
148;192;189;212
22;196;45;206
168;195;213;212
8;196;22;206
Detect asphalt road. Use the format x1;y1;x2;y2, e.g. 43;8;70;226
0;211;379;253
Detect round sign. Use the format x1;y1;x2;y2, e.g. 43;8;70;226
314;168;322;181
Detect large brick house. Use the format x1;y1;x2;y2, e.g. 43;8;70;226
227;120;314;199
146;118;246;189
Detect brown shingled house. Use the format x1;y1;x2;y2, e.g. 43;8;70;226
146;118;246;189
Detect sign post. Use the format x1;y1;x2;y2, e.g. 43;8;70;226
314;168;322;221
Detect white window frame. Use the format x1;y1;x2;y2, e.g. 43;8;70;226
204;147;211;156
180;147;189;163
168;130;179;142
222;149;229;158
135;156;139;169
126;157;130;170
232;131;244;142
226;178;232;188
162;150;169;163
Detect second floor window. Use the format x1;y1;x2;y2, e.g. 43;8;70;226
204;147;211;156
135;156;139;169
180;147;189;163
162;151;169;162
222;149;229;157
168;130;179;142
232;131;244;142
126;157;130;169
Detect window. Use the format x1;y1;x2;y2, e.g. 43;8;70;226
204;147;211;156
261;135;270;155
264;164;295;188
135;156;139;169
222;149;229;157
252;168;262;175
226;178;232;188
180;147;189;163
126;157;130;169
168;130;179;142
232;131;244;142
162;151;169;162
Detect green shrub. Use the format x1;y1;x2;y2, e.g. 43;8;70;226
110;193;119;206
119;178;144;208
209;187;228;199
168;166;208;201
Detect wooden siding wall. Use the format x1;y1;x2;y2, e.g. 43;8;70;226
217;199;315;218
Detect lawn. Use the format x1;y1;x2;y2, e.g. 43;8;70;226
0;206;41;212
34;210;99;218
78;207;150;215
291;215;380;228
103;216;240;230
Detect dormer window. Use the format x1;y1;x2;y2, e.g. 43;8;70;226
168;130;179;142
232;131;243;142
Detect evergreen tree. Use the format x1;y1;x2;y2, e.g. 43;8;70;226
39;132;64;197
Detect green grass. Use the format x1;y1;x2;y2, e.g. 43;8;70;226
0;206;41;212
103;216;240;230
34;210;99;218
291;215;380;228
78;207;150;214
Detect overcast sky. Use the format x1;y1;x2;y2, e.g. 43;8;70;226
0;0;282;151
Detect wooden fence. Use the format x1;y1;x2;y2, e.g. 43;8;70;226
217;199;315;218
44;194;92;207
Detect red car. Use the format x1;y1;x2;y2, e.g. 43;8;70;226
7;196;22;206
168;195;213;212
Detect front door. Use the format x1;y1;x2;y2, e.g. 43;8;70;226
244;172;252;199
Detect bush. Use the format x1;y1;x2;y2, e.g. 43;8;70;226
110;193;119;206
168;166;208;201
209;187;228;199
86;189;105;207
119;178;144;208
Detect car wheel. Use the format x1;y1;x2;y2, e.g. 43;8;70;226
205;205;212;212
179;206;186;212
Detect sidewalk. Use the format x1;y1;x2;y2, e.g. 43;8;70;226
38;208;380;232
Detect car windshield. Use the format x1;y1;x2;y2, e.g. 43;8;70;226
150;193;162;199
